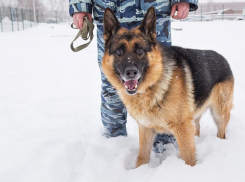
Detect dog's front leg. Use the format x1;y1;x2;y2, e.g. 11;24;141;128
172;120;196;166
136;123;156;168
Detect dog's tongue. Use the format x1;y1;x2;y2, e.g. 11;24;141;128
124;80;138;90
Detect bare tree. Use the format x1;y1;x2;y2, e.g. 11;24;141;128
207;0;214;12
17;0;42;9
48;0;69;22
15;0;46;22
0;0;17;7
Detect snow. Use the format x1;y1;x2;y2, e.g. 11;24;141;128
0;21;245;182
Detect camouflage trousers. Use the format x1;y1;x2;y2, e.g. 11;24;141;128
97;17;175;148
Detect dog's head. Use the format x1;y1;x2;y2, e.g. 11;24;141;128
102;7;163;95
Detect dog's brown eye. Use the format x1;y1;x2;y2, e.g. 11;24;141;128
116;49;124;57
136;48;144;56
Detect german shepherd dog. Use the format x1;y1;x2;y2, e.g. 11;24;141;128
101;7;234;168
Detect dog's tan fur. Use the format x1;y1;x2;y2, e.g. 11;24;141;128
102;40;234;167
101;8;234;168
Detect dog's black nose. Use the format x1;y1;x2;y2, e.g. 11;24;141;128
125;66;139;79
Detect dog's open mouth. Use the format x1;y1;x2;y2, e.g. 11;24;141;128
122;79;139;95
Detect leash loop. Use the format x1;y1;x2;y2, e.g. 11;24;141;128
70;16;94;52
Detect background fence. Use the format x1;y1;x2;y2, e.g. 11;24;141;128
1;3;245;32
0;6;70;32
188;2;245;21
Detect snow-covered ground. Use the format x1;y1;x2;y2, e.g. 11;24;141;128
0;21;245;182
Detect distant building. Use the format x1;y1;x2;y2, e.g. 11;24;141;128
190;2;245;15
223;9;243;15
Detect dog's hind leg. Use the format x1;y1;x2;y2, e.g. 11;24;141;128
136;123;156;168
210;79;234;139
194;116;201;137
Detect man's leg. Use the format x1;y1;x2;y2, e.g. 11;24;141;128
156;15;172;47
96;18;176;146
121;20;177;152
154;17;177;153
97;22;127;137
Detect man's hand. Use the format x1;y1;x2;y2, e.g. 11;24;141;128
73;12;93;29
171;2;190;20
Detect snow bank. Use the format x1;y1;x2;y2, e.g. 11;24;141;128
0;22;245;182
2;17;11;24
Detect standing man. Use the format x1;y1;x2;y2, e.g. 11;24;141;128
69;0;198;154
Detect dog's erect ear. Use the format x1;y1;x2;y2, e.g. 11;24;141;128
139;7;156;39
103;8;121;42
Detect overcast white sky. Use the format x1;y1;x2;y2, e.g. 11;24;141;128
198;0;244;2
42;0;245;4
41;0;245;11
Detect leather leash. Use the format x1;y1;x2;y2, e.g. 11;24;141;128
70;16;95;52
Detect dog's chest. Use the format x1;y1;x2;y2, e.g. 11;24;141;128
127;101;169;130
122;90;172;130
138;118;154;128
137;116;170;133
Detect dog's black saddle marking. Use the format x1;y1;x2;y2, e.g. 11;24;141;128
163;46;233;108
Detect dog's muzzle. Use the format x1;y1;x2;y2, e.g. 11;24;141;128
120;66;141;95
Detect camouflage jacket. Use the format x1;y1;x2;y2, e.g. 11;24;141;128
69;0;198;23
